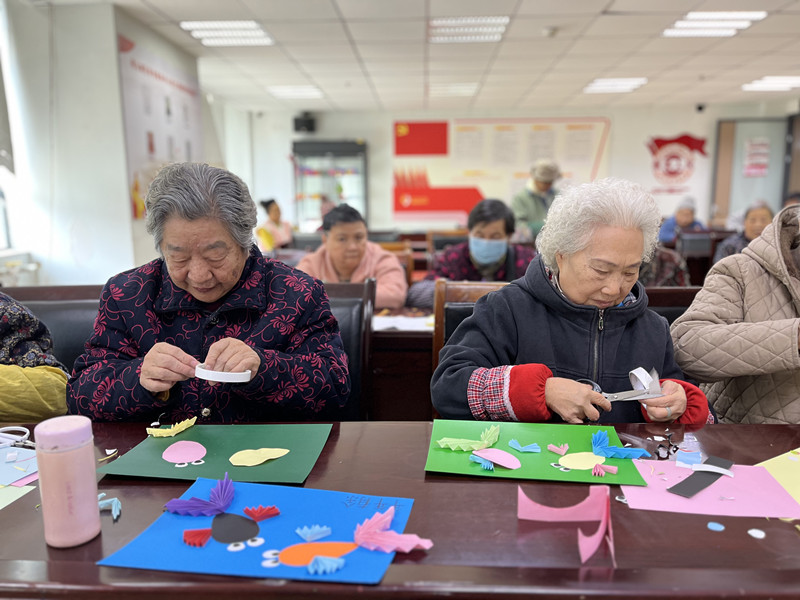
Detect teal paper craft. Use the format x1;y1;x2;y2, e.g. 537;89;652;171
591;430;651;459
509;439;541;453
469;455;494;470
425;420;647;486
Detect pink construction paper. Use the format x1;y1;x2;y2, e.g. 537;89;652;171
518;485;613;564
473;448;521;470
162;440;207;465
10;472;38;487
621;460;800;518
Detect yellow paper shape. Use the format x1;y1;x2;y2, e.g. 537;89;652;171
229;448;290;467
758;447;800;503
437;424;500;451
146;417;197;438
560;452;605;471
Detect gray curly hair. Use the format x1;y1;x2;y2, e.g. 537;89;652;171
536;177;661;274
145;162;257;253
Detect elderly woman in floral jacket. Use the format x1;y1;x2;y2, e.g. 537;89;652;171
67;163;350;423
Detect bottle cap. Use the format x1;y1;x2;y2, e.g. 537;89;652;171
34;415;93;452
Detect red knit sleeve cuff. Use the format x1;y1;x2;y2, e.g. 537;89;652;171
640;379;710;425
507;363;553;422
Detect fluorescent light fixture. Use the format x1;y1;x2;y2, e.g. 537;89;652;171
685;11;766;21
430;16;509;26
583;77;647;94
201;37;273;46
742;76;800;92
663;28;737;37
430;35;502;43
191;29;271;39
180;20;260;30
432;26;507;34
268;85;323;99
429;83;478;97
674;20;751;29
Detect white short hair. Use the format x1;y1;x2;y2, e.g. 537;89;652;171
536;177;660;274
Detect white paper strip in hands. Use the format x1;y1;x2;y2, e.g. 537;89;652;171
195;364;251;383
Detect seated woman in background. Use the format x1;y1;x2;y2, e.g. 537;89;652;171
406;199;536;309
67;162;350;423
431;178;710;425
671;204;800;424
658;196;706;244
712;201;773;264
0;292;67;421
296;204;408;309
256;198;293;251
638;245;691;287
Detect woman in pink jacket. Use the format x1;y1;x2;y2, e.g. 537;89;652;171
296;205;408;309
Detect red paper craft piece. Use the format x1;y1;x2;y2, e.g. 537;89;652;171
183;528;213;547
244;505;280;522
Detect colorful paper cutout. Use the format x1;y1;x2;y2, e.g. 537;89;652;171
229;448;290;467
425;420;646;485
436;424;499;451
0;485;33;510
668;456;734;498
547;443;569;455
296;525;331;542
472;448;521;470
98;424;332;483
592;463;618;477
591;430;650;459
517;485;614;564
162;440;207;467
146;417;197;438
98;493;122;521
99;478;427;584
758;447;800;503
509;439;540;453
560;452;604;471
469;454;494;470
621;459;800;518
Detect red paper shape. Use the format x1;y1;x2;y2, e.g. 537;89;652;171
183;528;212;547
244;505;280;522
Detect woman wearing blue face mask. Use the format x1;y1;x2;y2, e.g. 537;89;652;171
406;199;537;309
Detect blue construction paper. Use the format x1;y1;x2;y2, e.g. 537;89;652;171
591;430;651;459
509;439;541;453
98;478;415;585
0;447;37;485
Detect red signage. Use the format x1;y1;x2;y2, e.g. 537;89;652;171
394;122;448;156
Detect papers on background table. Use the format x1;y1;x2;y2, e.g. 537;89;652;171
372;315;434;331
0;447;38;486
757;447;800;504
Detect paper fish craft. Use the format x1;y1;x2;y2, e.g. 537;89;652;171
162;440;207;468
165;473;279;550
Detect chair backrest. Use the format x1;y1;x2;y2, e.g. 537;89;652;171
432;279;508;371
426;229;469;255
324;279;376;420
645;285;701;325
290;231;323;251
367;229;400;243
676;232;712;257
378;241;413;286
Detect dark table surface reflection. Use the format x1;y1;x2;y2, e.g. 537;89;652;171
1;421;799;599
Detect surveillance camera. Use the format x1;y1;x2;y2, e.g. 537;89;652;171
696;104;706;113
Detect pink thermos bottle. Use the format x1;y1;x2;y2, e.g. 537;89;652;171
34;415;101;547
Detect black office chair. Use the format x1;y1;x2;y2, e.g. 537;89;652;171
21;299;100;371
324;279;375;420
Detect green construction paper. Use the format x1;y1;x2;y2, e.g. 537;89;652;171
425;420;646;486
98;424;331;483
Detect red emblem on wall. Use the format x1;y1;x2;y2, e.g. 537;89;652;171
647;134;706;186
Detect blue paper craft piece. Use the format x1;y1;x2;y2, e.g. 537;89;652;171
98;478;417;585
508;439;541;453
308;555;345;575
296;525;332;542
98;493;122;521
676;449;703;466
591;430;651;459
469;454;494;471
0;447;37;486
165;472;235;516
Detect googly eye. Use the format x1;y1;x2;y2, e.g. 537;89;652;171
247;537;265;548
191;459;205;465
174;462;188;468
560;466;571;472
227;541;246;552
262;549;280;559
262;558;280;568
549;462;562;469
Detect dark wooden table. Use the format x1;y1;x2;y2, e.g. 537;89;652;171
2;422;800;599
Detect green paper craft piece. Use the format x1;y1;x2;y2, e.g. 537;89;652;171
425;420;646;486
436;424;500;451
98;424;331;484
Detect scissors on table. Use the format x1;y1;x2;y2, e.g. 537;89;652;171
578;367;665;402
0;426;35;449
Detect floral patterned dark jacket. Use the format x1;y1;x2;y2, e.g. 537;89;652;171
66;247;350;423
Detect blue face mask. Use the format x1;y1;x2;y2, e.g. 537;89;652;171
469;235;508;266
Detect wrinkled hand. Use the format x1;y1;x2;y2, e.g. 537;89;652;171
544;377;612;424
640;379;687;422
203;337;260;382
140;342;199;394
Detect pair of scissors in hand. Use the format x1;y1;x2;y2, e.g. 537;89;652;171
0;426;35;449
579;367;665;403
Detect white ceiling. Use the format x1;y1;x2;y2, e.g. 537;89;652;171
102;0;800;112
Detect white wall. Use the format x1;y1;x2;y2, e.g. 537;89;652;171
1;0;132;284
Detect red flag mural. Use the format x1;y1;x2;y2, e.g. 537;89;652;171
393;169;482;214
394;122;448;156
647;133;706;187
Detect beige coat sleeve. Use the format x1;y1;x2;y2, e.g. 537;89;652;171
0;365;68;422
670;258;800;382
